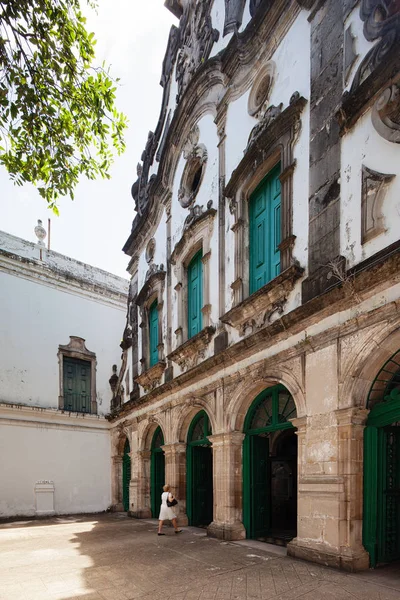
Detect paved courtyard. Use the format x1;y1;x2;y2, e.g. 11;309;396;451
0;514;399;600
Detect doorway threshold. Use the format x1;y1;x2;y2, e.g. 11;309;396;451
233;539;287;556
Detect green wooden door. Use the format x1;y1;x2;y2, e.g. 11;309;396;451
187;411;213;527
149;300;158;367
249;164;281;294
187;250;203;339
63;357;91;413
151;427;165;518
377;425;400;563
243;385;297;540
191;446;213;527
363;359;400;567
122;438;131;512
249;435;270;538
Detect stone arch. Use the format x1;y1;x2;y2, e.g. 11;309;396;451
138;416;167;452
172;397;217;443
341;321;400;409
113;420;132;456
226;368;306;433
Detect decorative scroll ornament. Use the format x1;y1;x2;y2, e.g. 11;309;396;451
176;0;219;102
350;0;400;93
361;165;395;243
247;103;283;150
371;83;400;143
223;0;246;36
249;0;263;17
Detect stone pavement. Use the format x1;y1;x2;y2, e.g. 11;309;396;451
0;514;399;600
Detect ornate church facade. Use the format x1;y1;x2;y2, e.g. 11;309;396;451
109;0;400;571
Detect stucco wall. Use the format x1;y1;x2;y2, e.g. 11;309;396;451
0;271;126;414
0;413;111;517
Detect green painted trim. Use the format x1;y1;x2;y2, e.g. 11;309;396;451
150;426;165;518
122;438;131;512
149;299;158;368
242;384;296;539
187;250;203;339
367;348;400;408
242;433;251;537
363;394;400;566
186;410;212;525
367;397;400;427
249;163;281;294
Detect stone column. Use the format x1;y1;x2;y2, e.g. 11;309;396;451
111;455;123;511
162;443;188;526
130;450;152;518
336;407;370;570
207;432;246;541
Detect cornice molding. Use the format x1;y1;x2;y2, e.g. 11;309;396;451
0;252;128;310
0;402;109;432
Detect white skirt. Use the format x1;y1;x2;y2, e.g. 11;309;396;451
159;504;176;520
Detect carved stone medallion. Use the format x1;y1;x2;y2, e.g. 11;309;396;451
175;0;219;102
371;83;400;143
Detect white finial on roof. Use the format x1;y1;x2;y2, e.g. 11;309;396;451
34;219;47;246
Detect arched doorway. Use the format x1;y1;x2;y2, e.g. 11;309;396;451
363;350;400;567
122;438;131;512
243;384;297;544
151;426;165;518
187;411;213;527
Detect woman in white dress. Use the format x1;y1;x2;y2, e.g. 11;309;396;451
158;484;182;535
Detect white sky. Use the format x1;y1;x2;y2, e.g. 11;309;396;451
0;0;176;279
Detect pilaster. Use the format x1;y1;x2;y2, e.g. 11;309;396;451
130;450;152;519
162;443;188;526
111;455;123;511
288;408;370;571
207;432;246;541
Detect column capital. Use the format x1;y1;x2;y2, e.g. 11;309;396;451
335;407;369;427
208;432;245;447
161;442;187;455
138;450;151;459
290;416;307;433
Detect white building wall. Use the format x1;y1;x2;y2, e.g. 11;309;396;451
0;231;128;517
0;409;111;517
0;271;125;414
340;111;400;268
225;11;311;183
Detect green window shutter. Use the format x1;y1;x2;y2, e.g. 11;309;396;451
187;250;203;339
63;357;91;413
149;300;158;367
249;164;281;294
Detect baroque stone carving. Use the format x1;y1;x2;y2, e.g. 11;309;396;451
246;103;283;149
144;263;165;284
135;361;166;393
145;238;156;264
221;265;304;336
161;25;180;87
183;202;213;231
371;83;400;143
344;25;358;85
361;165;395;243
223;0;246;36
350;0;400;93
175;0;219;102
249;0;263;17
178;128;208;208
248;62;275;117
120;324;133;351
168;326;216;372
